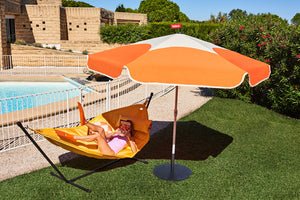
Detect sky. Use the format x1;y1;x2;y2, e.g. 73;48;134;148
82;0;299;23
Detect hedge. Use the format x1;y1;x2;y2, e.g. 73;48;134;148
100;22;220;44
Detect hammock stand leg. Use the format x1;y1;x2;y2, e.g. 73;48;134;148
17;122;148;193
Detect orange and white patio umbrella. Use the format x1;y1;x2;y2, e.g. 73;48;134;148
87;33;270;181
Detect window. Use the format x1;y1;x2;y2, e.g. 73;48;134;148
84;28;87;31
77;25;79;28
42;21;45;24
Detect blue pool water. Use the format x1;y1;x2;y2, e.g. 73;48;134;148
0;82;83;114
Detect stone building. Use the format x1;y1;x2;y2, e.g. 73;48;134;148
0;0;147;68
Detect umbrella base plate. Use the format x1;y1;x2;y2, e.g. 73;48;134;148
153;163;192;181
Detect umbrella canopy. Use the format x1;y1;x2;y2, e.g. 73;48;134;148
87;33;270;181
88;33;270;88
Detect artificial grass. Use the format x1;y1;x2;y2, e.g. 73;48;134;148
0;97;299;199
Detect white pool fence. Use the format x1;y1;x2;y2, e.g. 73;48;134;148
0;55;175;152
1;55;88;75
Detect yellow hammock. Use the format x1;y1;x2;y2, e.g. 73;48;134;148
32;102;152;160
16;95;153;193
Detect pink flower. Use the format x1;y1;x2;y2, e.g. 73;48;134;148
297;55;300;58
258;44;262;49
263;43;267;45
252;53;255;56
239;26;244;31
295;85;298;89
265;59;270;63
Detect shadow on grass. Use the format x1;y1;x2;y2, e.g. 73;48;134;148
138;120;233;160
59;121;232;171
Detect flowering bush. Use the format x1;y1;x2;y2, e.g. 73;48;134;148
209;14;300;118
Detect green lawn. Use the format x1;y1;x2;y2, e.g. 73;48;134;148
0;98;299;199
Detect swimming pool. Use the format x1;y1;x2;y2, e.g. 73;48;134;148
0;82;78;99
0;81;85;114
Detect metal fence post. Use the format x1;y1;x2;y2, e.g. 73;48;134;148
79;87;83;104
117;80;120;108
106;81;111;112
67;91;70;128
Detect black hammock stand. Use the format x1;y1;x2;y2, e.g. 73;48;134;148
17;93;153;193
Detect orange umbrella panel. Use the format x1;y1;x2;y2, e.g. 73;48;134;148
87;34;270;88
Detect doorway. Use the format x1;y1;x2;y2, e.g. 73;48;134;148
5;15;16;43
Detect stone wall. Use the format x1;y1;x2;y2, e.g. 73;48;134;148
22;0;37;5
65;7;101;41
0;1;11;69
15;5;35;43
114;12;147;25
36;0;61;6
4;0;21;14
60;40;123;53
0;0;148;57
22;5;61;44
100;8;114;25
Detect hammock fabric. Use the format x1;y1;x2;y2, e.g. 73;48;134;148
32;103;152;160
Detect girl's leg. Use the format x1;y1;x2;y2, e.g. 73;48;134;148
74;129;115;155
74;134;115;155
56;129;115;155
78;102;112;135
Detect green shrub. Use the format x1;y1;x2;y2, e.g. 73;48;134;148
14;40;26;45
100;24;147;44
100;22;220;44
209;14;300;118
33;43;43;48
51;46;56;50
82;50;89;55
145;22;220;41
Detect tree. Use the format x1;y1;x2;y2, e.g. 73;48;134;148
178;12;190;22
228;9;248;20
115;4;138;13
115;4;126;12
62;0;93;7
292;13;300;25
138;0;189;22
208;12;228;23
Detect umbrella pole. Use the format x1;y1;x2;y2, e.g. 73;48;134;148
171;86;178;174
153;86;192;181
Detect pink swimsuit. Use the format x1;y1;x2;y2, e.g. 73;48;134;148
94;122;128;155
107;135;128;155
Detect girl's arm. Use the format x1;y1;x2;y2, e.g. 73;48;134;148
128;136;137;153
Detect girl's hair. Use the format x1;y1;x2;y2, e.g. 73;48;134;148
119;120;133;135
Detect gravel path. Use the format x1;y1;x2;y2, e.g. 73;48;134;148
0;86;211;181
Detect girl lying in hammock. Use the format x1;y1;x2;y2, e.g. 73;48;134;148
56;103;137;156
